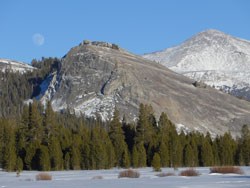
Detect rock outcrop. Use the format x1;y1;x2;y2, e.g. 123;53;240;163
40;40;250;137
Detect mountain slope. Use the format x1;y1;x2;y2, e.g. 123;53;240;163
143;29;250;100
37;40;250;136
0;58;34;73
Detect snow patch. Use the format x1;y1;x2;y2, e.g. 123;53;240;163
0;58;35;73
74;95;115;121
176;124;190;134
36;72;58;106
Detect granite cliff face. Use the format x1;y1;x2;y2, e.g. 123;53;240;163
39;40;250;136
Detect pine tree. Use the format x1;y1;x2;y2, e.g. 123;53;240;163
135;104;158;166
135;104;155;145
108;108;129;167
158;112;170;167
28;101;43;143
136;142;147;167
70;147;81;170
38;146;51;171
24;140;40;170
49;136;63;170
158;142;169;167
2;120;17;171
218;132;237;165
200;136;214;166
152;153;161;172
183;144;194;167
239;125;250;165
43;101;58;145
168;124;182;168
132;145;139;167
89;126;114;169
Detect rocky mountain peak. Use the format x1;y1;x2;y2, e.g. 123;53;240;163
36;39;250;137
143;29;250;101
79;40;120;50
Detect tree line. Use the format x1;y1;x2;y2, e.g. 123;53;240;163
0;102;249;172
0;57;60;118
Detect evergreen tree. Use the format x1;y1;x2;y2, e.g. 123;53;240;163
49;136;63;170
158;142;169;167
2;120;17;171
183;144;195;167
152;153;161;172
89;126;115;169
28;101;43;143
200;136;214;166
158;112;170;167
132;145;139;167
43;101;58;145
218;132;236;165
239;125;250;165
135;142;147;167
108;108;129;167
38;146;51;171
70;146;81;170
168;124;182;168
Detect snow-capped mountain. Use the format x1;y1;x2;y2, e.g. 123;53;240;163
0;58;34;73
143;29;250;101
36;40;250;136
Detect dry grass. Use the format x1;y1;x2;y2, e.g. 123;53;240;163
36;172;52;181
210;166;244;174
118;169;140;178
179;168;200;177
156;172;176;177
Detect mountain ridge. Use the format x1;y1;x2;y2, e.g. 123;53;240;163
143;29;250;101
0;58;35;73
34;39;250;137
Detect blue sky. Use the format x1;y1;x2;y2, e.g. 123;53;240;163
1;0;250;63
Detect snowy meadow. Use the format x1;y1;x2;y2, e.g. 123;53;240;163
1;167;250;188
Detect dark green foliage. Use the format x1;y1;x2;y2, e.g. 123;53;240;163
16;157;23;172
218;132;237;165
132;145;139;167
152;153;161;172
200;134;214;166
135;142;147;167
0;57;60;118
238;125;250;165
108;109;130;167
1;119;17;171
49;136;63;170
0;71;33;118
39;146;51;171
0;101;248;171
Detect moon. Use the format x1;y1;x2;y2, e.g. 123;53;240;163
32;33;45;46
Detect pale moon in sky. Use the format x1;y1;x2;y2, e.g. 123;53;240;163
32;33;45;46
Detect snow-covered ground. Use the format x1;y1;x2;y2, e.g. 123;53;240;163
1;167;250;188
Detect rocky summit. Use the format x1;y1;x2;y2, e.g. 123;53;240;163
143;29;250;101
38;40;250;136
